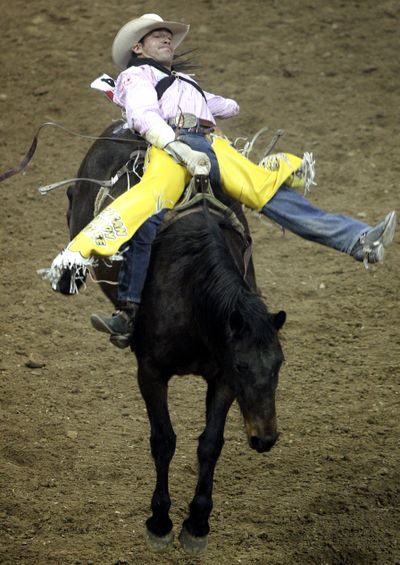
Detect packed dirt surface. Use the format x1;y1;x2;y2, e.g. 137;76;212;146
1;0;399;563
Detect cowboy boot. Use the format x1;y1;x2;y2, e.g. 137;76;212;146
90;301;139;349
350;211;396;265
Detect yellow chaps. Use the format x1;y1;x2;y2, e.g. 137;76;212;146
68;136;302;259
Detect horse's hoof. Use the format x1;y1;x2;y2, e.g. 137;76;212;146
179;526;208;555
145;527;174;551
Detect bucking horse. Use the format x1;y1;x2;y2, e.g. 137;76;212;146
49;121;287;554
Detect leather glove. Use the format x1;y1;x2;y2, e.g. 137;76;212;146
164;140;211;176
144;122;176;148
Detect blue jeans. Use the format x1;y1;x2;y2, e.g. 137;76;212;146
262;185;369;254
178;132;222;191
117;209;167;304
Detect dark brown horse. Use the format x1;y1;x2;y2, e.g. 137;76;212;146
60;121;286;554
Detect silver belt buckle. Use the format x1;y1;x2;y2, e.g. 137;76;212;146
176;113;198;129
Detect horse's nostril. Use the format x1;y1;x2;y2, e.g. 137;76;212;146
250;433;279;453
250;436;261;450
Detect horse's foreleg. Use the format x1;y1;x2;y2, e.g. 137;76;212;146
137;365;176;550
179;379;234;555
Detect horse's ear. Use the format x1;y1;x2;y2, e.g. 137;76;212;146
272;310;286;331
229;310;245;337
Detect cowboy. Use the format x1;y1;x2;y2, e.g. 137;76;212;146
46;14;396;348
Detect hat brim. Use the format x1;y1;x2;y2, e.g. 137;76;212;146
112;18;190;69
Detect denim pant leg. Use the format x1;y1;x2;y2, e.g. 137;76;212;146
262;185;370;254
117;209;167;304
178;133;222;191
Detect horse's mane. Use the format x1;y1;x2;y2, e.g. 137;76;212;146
158;209;275;344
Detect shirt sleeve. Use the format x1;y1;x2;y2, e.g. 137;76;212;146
204;91;240;119
113;67;171;136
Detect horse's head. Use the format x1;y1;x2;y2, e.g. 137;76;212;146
227;306;286;453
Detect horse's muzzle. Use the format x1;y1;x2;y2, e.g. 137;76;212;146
249;432;279;453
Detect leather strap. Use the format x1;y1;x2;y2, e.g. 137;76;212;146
127;57;207;101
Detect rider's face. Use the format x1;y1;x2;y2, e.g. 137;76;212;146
133;29;174;68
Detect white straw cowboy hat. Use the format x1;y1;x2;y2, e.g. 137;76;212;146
112;13;190;69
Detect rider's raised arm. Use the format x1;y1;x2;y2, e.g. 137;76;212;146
204;91;240;120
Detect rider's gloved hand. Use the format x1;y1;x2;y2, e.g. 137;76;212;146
143;123;211;176
144;122;176;148
164;141;211;176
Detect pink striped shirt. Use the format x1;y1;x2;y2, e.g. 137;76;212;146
113;64;240;136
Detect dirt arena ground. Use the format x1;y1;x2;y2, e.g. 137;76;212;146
1;0;399;563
